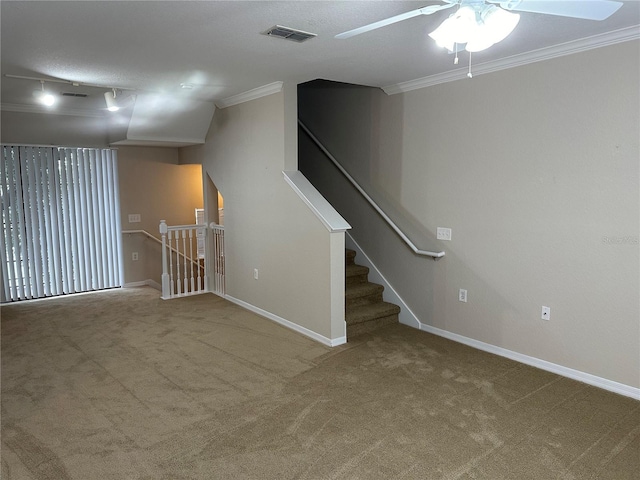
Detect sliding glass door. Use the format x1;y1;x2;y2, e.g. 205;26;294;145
1;146;123;302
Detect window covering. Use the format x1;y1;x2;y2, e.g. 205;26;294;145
1;146;123;302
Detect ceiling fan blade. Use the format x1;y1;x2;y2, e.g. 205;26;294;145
335;3;457;39
499;0;623;21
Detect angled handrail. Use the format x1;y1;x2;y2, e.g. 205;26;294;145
298;120;445;259
122;228;203;269
122;229;162;245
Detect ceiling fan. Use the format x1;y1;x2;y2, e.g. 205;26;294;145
335;0;623;54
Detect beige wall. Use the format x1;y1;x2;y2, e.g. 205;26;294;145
182;87;343;341
299;41;640;388
118;146;203;285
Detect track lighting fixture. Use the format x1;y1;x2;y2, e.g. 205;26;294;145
34;80;56;107
6;74;137;112
104;89;120;112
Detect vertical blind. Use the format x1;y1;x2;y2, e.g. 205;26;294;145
1;146;123;302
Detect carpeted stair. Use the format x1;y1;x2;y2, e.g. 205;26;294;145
345;249;400;338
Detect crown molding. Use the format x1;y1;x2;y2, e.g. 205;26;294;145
215;81;283;108
383;26;640;95
0;102;106;118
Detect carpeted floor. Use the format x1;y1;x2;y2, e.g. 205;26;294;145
1;287;638;479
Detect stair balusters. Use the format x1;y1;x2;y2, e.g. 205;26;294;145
160;220;222;299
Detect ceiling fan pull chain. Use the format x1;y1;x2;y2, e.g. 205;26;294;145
467;52;473;79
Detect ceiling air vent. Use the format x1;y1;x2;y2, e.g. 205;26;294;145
62;92;89;97
262;25;317;43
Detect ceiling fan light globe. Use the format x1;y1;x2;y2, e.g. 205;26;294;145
428;19;455;50
429;6;480;49
449;6;478;44
480;6;520;46
465;38;494;53
430;32;456;51
431;4;520;53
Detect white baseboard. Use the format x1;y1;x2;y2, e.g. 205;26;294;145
420;323;639;400
345;233;639;400
224;295;347;347
123;279;162;291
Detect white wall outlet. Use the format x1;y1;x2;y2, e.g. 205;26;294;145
459;289;467;303
132;252;139;261
254;268;259;280
541;306;551;321
437;227;452;241
128;213;141;223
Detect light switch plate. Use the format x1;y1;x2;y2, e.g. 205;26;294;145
128;214;141;223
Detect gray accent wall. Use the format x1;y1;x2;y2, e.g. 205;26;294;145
299;41;640;388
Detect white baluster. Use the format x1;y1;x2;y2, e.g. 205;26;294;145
182;229;188;294
196;228;203;291
189;228;195;293
220;228;225;294
217;228;221;294
168;229;174;297
208;225;224;296
175;231;181;295
212;228;218;294
160;220;170;299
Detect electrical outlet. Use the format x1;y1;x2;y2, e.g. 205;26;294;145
459;289;467;303
437;227;452;241
132;252;139;261
541;306;550;321
254;268;259;280
128;213;141;223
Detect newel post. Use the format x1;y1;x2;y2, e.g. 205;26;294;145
160;220;170;299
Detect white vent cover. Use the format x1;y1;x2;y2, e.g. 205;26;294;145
262;25;317;43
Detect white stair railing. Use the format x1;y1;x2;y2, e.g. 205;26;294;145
210;223;225;296
160;221;209;299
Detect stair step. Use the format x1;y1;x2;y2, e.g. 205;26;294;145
346;282;384;307
345;264;369;286
343;248;400;339
345;248;356;265
346;301;401;326
347;314;398;338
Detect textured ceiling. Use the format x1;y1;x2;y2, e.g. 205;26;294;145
1;1;639;118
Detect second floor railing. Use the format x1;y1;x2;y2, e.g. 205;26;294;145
160;221;210;299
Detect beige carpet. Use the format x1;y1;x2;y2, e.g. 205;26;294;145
2;287;638;479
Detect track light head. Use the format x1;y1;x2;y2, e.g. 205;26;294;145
104;89;120;112
34;80;56;107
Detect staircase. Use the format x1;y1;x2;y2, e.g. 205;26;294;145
345;249;401;338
